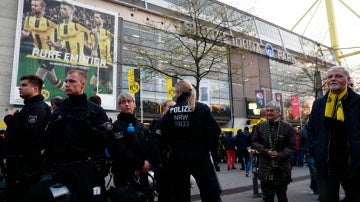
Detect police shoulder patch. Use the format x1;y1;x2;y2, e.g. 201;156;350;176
103;121;113;131
28;115;38;124
155;129;162;136
113;131;124;139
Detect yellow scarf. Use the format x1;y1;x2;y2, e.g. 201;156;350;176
325;88;348;122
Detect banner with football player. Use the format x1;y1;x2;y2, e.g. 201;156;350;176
11;0;119;109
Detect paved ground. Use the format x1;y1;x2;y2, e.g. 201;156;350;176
190;162;345;202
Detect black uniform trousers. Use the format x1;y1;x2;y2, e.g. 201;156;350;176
54;162;106;202
5;156;43;202
168;149;222;202
154;168;172;202
23;162;106;202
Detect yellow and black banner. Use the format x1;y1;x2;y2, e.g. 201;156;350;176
166;76;177;101
127;69;141;108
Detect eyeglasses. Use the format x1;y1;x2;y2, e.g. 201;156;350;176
327;74;345;79
119;99;134;105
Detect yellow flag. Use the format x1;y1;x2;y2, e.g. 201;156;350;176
127;69;140;94
166;76;175;100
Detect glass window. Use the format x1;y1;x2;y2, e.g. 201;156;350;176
122;21;231;118
280;29;303;53
255;19;282;45
269;60;316;124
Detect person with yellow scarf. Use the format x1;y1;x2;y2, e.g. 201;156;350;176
308;66;360;202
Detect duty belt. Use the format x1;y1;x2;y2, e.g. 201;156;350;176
55;157;94;167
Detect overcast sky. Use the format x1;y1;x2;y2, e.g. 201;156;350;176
218;0;360;68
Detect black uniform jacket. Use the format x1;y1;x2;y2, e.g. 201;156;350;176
162;93;221;151
110;112;153;186
4;94;51;157
4;94;51;179
45;94;112;164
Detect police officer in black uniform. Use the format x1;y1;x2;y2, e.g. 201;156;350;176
150;100;176;202
4;75;51;201
162;80;222;202
109;91;154;202
43;70;113;201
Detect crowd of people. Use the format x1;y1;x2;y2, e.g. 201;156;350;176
213;65;358;202
1;65;359;202
16;1;359;200
0;73;223;202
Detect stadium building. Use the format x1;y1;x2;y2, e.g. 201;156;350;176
0;0;338;129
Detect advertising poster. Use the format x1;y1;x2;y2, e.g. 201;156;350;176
11;0;119;109
245;98;261;119
291;94;300;120
275;92;284;117
255;89;265;108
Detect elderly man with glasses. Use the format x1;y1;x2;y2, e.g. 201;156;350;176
308;65;360;202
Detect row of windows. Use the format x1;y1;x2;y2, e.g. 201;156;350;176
121;21;231;118
120;2;334;122
161;0;337;65
269;60;315;124
119;0;337;125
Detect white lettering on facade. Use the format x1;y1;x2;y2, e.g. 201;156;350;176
183;22;297;64
233;38;261;54
277;50;297;63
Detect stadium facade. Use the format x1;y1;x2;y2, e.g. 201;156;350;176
0;0;337;129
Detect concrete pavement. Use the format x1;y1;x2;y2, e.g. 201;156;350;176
190;162;345;202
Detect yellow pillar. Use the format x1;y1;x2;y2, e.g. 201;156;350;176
325;0;342;64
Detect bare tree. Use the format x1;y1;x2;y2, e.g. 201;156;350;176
272;41;335;99
121;0;253;100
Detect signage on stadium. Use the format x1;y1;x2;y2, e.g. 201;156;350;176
184;22;297;64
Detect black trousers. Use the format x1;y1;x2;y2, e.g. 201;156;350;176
168;149;222;202
5;157;42;202
261;180;288;202
154;168;172;202
23;163;106;202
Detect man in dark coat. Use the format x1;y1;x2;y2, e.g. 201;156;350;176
235;127;251;172
43;70;113;201
150;100;176;202
223;132;236;170
308;66;360;202
252;101;295;202
300;125;318;194
4;75;51;201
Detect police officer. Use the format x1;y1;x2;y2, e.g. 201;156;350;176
109;91;154;202
4;75;51;201
49;96;63;112
43;70;113;201
150;100;176;202
162;80;222;202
